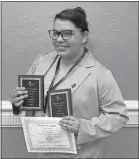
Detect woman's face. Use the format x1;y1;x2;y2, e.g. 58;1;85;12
52;19;85;59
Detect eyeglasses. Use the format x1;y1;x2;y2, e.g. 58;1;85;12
48;30;73;40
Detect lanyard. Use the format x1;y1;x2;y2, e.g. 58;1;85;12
44;48;88;113
50;48;88;90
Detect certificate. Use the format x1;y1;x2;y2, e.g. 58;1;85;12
21;117;77;154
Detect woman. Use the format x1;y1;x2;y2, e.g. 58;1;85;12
11;7;128;158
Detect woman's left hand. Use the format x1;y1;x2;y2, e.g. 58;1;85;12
59;116;80;134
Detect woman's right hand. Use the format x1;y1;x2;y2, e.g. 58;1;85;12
11;87;28;108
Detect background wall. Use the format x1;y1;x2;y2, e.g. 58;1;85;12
2;1;138;100
1;1;138;159
0;2;1;158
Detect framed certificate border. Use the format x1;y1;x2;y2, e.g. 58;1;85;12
21;117;77;154
48;89;73;117
18;75;44;111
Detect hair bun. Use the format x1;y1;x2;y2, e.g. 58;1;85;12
73;7;86;18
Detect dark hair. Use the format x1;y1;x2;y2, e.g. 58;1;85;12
54;7;89;32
